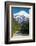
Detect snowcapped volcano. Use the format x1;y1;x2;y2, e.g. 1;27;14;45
13;11;29;24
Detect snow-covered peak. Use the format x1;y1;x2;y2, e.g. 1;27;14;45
13;11;29;24
13;10;29;18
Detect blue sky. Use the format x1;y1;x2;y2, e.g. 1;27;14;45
11;7;30;14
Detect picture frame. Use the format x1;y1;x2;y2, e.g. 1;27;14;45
5;1;35;44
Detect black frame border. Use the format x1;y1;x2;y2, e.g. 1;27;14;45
5;1;35;44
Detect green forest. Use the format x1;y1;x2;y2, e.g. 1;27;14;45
11;18;29;37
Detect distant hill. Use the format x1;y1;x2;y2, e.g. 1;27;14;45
13;15;29;25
